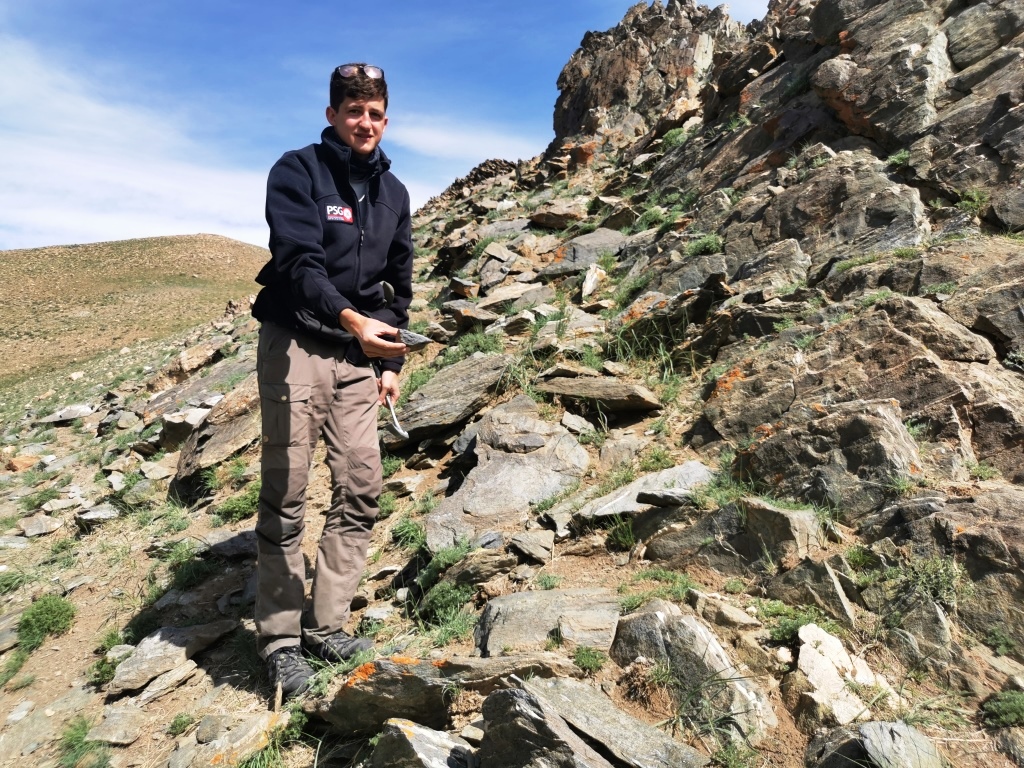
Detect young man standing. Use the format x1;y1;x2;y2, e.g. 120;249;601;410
250;63;413;698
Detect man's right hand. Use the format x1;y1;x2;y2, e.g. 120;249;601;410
339;308;408;358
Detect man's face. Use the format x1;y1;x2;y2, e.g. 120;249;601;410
326;97;388;158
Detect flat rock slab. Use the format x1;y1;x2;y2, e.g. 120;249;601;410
509;530;555;563
807;721;948;768
535;377;660;411
37;404;94;424
167;711;287;768
18;513;63;537
425;397;588;551
0;685;93;761
76;503;121;530
574;462;714;521
387;354;513;448
86;705;147;746
536;228;626;280
317;654;582;735
175;373;260;485
611;606;777;744
369;719;476;768
523;677;709;768
475;589;619;656
144;356;255;424
794;624;896;727
478;688;615;768
107;619;238;695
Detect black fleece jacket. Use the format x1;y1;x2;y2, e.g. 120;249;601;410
252;127;414;373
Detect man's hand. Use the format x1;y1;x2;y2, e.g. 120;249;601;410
339;309;408;359
377;370;400;406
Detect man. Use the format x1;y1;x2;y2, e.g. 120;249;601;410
250;62;413;699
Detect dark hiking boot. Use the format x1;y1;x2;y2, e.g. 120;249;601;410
305;630;373;664
267;646;313;699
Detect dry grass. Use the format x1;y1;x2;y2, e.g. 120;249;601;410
0;234;266;385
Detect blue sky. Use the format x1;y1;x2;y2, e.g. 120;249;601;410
0;0;767;250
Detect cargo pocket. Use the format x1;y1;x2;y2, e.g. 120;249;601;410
260;382;312;448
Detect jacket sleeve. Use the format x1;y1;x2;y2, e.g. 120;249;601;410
378;185;415;374
265;154;353;327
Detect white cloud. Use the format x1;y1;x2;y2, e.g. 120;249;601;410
0;35;269;250
386;112;548;166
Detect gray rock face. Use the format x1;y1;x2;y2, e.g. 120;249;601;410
175;372;260;488
807;721;949;768
535;377;660;411
478;688;615;768
387;354;513;448
107;619;238;695
425;397;588;551
86;705;147;746
475;589;619;656
369;719;477;768
789;624;896;728
767;558;857;627
316;654;583;736
574;461;714;521
610;605;777;744
522;677;709;768
167;711;288;768
536;228;626;280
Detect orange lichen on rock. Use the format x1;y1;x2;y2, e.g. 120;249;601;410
346;662;377;686
711;367;746;396
812;403;828;414
390;655;419;665
431;659;450;668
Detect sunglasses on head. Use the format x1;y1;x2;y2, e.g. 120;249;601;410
334;64;384;80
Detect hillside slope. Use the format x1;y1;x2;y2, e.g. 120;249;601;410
0;234;267;385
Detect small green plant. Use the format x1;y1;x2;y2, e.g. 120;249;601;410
613;273;653;306
662;127;691;149
381;451;403;478
378;491;399;519
845;545;880;571
639;446;674;472
573;646;607;674
922;281;958;296
889;555;967;608
596;465;636;496
211;479;261;525
605;515;636;551
756;600;839;643
8;674;35;691
87;655;121;686
773;317;795;333
712;742;761;768
471;236;496;260
397;366;434;406
685;233;724;257
967;461;998;480
0;569;35;595
439;327;502;366
19;486;60;512
168;713;196;736
723;578;745;595
885;473;916;497
58;716;111;768
19;595;76;652
982;691;1024;728
886;149;911;167
891;246;919;259
536;573;562;590
165;541;220;591
956;188;989;215
793;333;817;350
859;289;893;308
833;253;879;273
984;627;1017;656
392;515;427;552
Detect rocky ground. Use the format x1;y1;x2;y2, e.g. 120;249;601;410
1;0;1024;766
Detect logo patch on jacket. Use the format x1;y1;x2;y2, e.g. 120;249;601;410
326;205;354;223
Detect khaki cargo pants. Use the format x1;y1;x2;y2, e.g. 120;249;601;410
254;321;382;659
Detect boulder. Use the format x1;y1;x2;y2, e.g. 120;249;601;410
475;589;619;656
369;719;476;768
806;721;949;768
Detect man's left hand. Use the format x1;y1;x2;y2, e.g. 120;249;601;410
377;370;400;406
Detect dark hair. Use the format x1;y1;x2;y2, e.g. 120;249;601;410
330;63;389;111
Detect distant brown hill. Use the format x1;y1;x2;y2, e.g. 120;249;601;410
0;233;268;385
